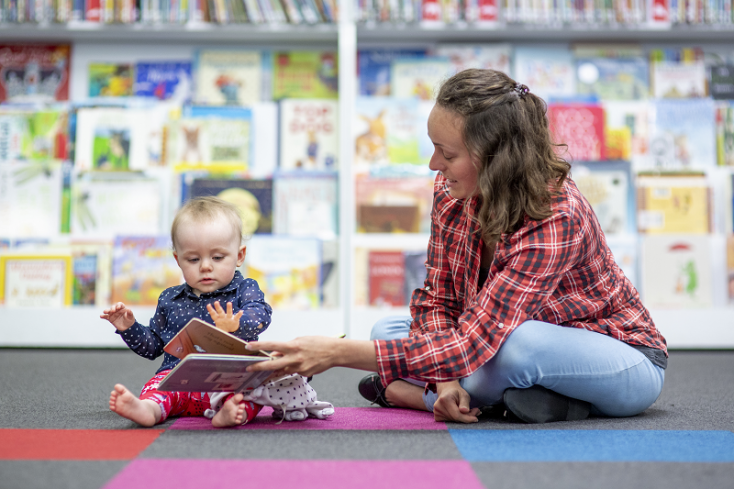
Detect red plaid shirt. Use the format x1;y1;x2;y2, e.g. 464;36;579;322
375;174;667;385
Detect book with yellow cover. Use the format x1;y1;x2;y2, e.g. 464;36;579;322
0;253;73;307
637;175;712;234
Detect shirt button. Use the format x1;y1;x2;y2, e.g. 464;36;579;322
497;323;504;329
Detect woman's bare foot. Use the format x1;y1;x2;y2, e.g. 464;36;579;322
211;393;247;428
109;384;161;427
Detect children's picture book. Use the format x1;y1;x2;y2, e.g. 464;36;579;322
368;250;406;307
355;175;435;233
358;48;427;96
71;240;112;307
88;62;134;97
272;51;338;100
168;117;251;172
572;160;633;235
354;97;421;170
641;235;713;309
164;318;273;359
194;50;262;106
157;354;274;394
434;43;511;76
636;174;712;235
716;102;734;167
240;236;321;310
648;99;716;170
390;57;453;101
273;174;337;239
709;64;734;100
513;47;576;102
74;107;150;171
0;253;73;307
0;161;63;238
71;177;162;238
547;103;606;162
651;61;707;99
110;236;183;306
603;100;651;170
606;236;640;290
134;61;193;102
189;178;273;235
575;56;649;100
279;98;338;171
0;44;71;103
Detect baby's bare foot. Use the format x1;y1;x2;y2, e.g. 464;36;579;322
212;393;247;428
109;384;160;427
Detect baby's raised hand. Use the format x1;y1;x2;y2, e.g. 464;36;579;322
100;302;136;332
207;301;243;333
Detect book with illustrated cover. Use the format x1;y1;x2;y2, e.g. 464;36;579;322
88;62;134;97
110;236;183;306
710;64;734;100
273;174;337;239
272;51;338;99
548;103;606;162
368;250;405;307
163;318;273;359
716;102;734;167
23;109;69;161
0;252;73;307
354;97;421;170
606;236;639;290
194;50;262;106
390;57;452;101
71;240;112;307
575;56;649;100
71;177;162;238
648;99;716;170
279;98;338;171
134;61;193;102
169;118;251;172
651;62;707;99
189;177;273;235
157;354;274;394
0;44;71;103
513;47;576;102
358;48;427;96
240;236;321;310
636;174;712;235
572;160;633;235
603;101;651;170
0;161;63;238
355;175;435;234
641;235;713;309
74;107;151;171
434;43;511;76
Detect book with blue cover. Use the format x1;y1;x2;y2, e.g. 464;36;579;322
358;48;427;96
513;46;576;102
134;61;193;102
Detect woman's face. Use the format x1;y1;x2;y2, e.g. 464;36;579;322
427;105;480;200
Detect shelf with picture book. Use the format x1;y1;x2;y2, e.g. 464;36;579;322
349;41;734;348
0;39;349;347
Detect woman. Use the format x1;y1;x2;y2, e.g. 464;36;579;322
247;69;667;424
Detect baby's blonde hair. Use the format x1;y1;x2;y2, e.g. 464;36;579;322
171;196;243;251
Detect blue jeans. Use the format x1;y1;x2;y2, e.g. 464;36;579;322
371;316;665;417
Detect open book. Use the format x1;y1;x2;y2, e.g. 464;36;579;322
157;318;275;394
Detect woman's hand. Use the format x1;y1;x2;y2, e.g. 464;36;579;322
432;381;480;423
207;301;243;333
246;337;378;378
100;302;136;332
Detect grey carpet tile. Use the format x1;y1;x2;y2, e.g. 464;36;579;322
0;461;128;489
470;462;734;489
141;430;463;459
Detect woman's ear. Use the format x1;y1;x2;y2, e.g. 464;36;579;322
237;245;247;267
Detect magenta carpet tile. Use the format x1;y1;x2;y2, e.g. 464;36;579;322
103;459;483;489
169;406;448;430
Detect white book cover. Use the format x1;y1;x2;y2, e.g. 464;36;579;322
652;61;707;99
606;235;639;290
0;161;62;238
572;164;631;236
273;175;338;239
279;99;338;172
71;177;162;238
0;113;27;161
434;43;512;76
513;46;577;102
195;50;262;106
390;57;453;101
648;99;716;170
241;236;322;310
74;107;150;171
250;101;278;178
641;235;713;309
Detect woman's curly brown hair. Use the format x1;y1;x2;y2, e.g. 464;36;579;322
435;68;571;245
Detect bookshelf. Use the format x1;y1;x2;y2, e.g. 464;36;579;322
1;1;734;349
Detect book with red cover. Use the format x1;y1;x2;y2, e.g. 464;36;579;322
0;44;71;103
548;104;606;162
368;250;405;307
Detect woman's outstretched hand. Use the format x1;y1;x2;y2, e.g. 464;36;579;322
432;381;480;423
246;336;378;378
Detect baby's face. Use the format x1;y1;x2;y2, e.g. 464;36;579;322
173;214;245;296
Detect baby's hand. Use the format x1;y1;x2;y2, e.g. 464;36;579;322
100;302;136;332
207;301;243;333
